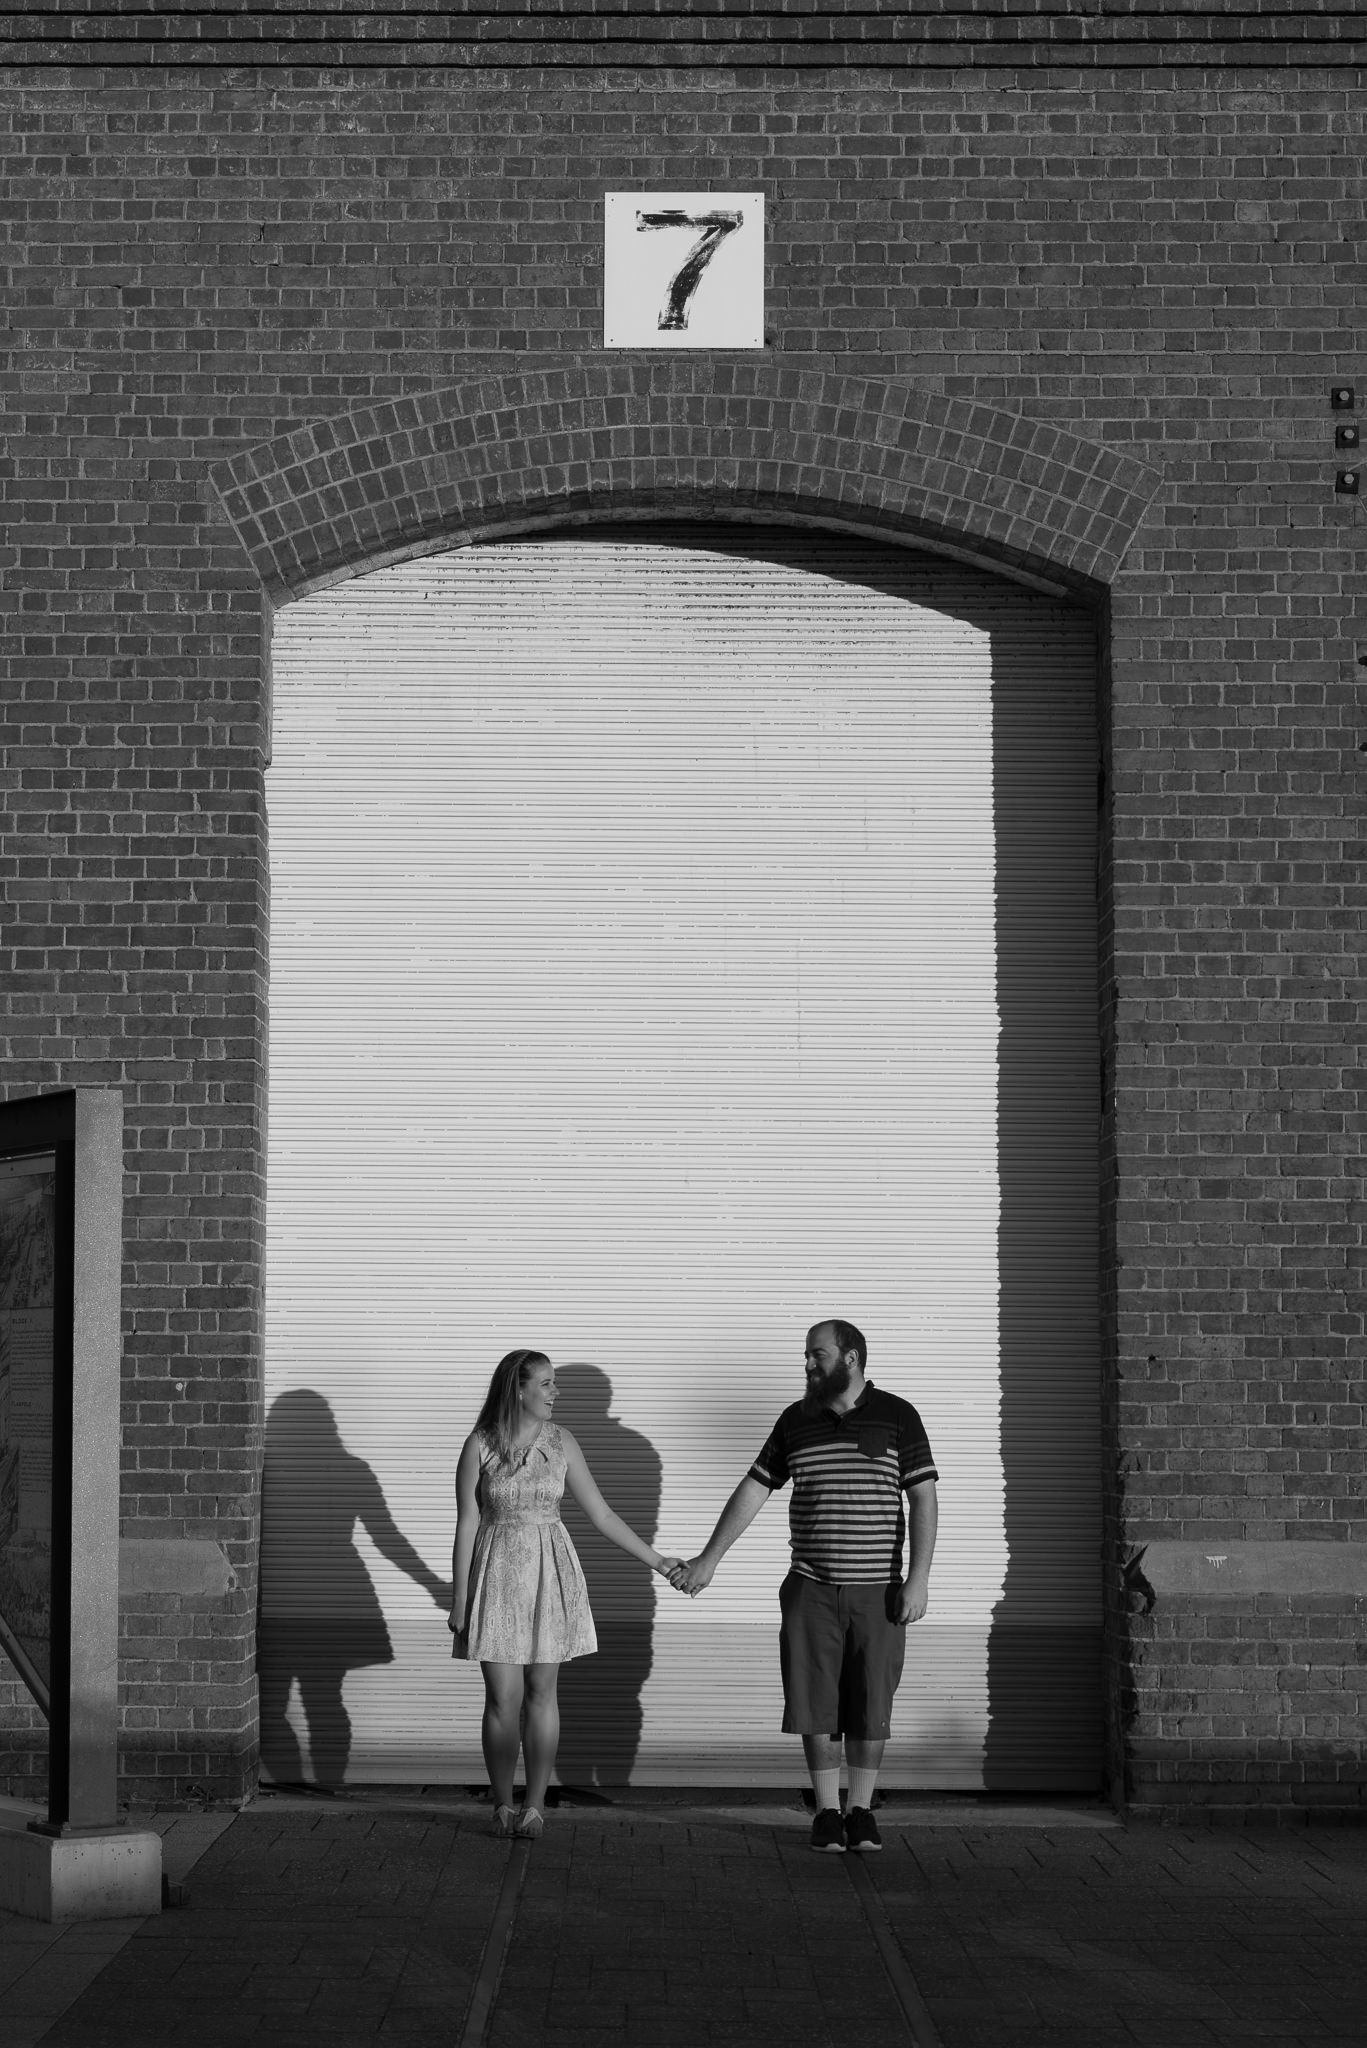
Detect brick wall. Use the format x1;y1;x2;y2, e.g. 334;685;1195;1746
0;17;1363;1813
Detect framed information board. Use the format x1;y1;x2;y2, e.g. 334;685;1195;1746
0;1146;59;1713
0;1090;123;1831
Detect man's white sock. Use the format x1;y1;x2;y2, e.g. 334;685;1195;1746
810;1766;841;1815
847;1767;879;1812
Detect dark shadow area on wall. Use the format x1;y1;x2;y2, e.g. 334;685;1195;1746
258;1389;450;1790
552;1363;662;1793
983;619;1104;1792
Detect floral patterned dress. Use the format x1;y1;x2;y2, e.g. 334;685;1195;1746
457;1424;598;1665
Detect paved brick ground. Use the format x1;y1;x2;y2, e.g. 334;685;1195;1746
487;1813;912;2048
860;1826;1367;2048
10;1797;1366;2048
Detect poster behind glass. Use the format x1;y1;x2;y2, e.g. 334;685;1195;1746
0;1151;56;1692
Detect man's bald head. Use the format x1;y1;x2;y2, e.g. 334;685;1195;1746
806;1318;866;1373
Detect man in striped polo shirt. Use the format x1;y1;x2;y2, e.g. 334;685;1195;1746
675;1318;938;1852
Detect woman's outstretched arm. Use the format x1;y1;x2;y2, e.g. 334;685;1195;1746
449;1433;482;1638
560;1428;682;1580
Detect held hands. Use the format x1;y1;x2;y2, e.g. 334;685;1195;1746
670;1554;717;1599
652;1554;713;1596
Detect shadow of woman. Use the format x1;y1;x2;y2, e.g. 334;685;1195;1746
257;1388;450;1790
551;1364;662;1795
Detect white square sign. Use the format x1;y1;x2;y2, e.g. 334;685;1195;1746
604;192;764;349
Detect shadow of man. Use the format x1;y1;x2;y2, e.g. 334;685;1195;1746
258;1388;450;1789
982;630;1103;1793
552;1364;662;1795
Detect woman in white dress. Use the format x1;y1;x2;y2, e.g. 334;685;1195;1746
450;1349;683;1838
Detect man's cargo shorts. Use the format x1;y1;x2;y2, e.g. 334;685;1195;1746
778;1571;907;1740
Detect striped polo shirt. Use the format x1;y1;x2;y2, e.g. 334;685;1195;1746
748;1380;938;1586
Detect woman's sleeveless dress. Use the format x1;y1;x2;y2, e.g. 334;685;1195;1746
458;1424;598;1664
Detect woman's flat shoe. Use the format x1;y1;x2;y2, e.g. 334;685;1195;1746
513;1806;544;1839
493;1804;517;1837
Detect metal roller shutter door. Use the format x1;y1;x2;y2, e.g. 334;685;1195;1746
260;527;1100;1790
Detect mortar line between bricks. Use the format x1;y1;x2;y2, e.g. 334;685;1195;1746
456;1834;531;2048
843;1853;946;2048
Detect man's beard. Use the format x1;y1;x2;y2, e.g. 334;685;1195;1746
802;1359;853;1415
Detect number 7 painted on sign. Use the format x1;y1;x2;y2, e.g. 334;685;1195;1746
604;192;764;349
637;210;743;331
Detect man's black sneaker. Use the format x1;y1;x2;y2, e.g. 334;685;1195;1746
844;1806;882;1851
809;1807;847;1852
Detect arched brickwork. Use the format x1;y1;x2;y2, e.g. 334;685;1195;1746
209;361;1163;604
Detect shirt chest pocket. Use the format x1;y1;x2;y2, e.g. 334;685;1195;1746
855;1425;894;1462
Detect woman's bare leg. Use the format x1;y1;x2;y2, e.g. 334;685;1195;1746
481;1662;525;1808
520;1662;561;1813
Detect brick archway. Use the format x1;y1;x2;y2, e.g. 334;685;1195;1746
225;358;1154;1807
210;361;1162;605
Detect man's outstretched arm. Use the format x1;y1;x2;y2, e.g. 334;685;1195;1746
675;1474;771;1595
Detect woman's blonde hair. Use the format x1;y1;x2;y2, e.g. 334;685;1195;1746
475;1348;550;1464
